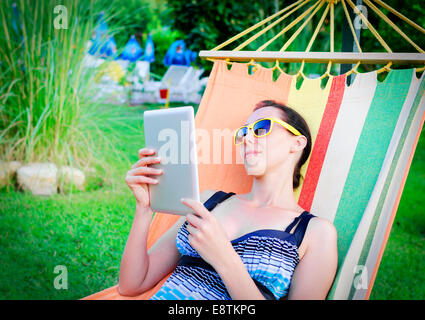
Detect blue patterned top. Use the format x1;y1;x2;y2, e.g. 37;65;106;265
149;200;314;300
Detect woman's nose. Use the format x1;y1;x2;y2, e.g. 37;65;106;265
244;128;256;145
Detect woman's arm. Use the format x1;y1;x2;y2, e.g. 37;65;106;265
118;204;154;295
119;147;183;296
119;204;188;296
287;218;338;300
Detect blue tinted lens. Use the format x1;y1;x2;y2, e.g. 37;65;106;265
253;119;271;136
235;127;248;143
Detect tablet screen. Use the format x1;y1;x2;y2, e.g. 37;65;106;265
143;106;200;215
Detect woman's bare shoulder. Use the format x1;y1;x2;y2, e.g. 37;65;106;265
307;215;337;243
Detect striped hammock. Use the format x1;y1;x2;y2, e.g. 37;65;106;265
84;60;425;300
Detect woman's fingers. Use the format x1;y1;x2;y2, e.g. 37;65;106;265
125;175;158;185
181;198;210;220
129;166;163;176
129;148;162;174
131;155;161;170
126;148;163;186
186;213;202;228
186;223;200;238
138;148;156;159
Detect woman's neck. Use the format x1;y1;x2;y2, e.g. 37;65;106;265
239;166;302;212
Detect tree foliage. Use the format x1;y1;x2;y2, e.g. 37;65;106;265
167;0;279;71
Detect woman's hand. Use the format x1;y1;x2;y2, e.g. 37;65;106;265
181;198;234;269
125;148;163;210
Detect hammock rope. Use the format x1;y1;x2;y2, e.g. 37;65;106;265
305;2;330;53
374;0;425;35
280;0;326;52
255;0;316;52
236;0;316;52
363;0;424;53
341;0;362;53
201;0;425;77
211;0;308;52
346;0;392;53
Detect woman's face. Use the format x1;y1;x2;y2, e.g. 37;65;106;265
239;106;307;177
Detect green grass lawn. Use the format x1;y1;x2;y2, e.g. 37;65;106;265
0;102;424;299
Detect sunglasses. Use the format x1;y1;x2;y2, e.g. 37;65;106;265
233;117;302;145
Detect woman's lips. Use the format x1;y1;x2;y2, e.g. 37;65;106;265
245;151;261;157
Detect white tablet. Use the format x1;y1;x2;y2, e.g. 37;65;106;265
143;106;200;215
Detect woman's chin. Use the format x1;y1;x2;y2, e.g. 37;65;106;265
242;153;266;174
244;163;266;176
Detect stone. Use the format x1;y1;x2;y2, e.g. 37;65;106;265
17;162;58;196
58;166;86;190
0;163;6;187
8;161;22;173
0;160;22;187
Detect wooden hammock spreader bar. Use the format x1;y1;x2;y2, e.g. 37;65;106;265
199;51;425;65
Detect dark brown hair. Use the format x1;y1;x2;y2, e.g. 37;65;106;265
253;100;312;190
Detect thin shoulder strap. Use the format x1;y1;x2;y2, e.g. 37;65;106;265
203;191;235;211
284;211;308;234
293;212;316;247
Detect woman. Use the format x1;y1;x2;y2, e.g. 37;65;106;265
119;100;338;300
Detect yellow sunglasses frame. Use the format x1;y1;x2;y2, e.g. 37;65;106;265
233;117;302;145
